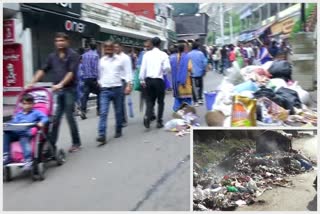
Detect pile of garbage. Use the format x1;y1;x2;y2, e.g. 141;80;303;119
206;60;317;127
193;147;315;211
165;103;200;136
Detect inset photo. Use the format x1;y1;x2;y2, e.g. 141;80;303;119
193;129;317;211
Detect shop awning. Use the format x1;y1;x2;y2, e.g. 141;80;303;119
177;34;200;42
238;30;256;42
255;22;274;37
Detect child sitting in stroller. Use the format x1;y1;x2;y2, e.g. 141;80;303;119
3;93;49;170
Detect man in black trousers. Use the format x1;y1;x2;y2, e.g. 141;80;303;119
139;37;171;128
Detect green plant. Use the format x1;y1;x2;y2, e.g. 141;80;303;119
291;3;316;37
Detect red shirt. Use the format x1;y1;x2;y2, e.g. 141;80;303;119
229;51;236;62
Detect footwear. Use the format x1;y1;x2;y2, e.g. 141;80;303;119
68;145;81;153
143;116;150;128
96;136;106;146
80;111;87;120
198;99;204;105
114;133;122;138
3;155;10;165
22;160;32;171
150;115;156;122
156;122;164;129
194;102;199;107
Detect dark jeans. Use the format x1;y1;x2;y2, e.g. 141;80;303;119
81;78;100;113
145;78;165;123
121;80;128;124
192;77;203;102
213;60;219;71
51;88;81;146
98;87;123;137
220;58;228;72
4;130;32;161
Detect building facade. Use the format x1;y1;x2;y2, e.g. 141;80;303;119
235;3;300;43
81;3;167;52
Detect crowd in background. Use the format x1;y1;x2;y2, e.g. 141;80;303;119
205;39;292;74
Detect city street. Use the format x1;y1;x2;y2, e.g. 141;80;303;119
3;88;191;211
3;66;222;212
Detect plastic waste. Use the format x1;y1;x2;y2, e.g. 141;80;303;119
298;159;312;170
233;80;259;93
235;200;247;207
268;60;292;82
246;179;258;192
227;186;239;192
164;119;187;131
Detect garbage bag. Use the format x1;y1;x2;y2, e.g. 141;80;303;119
240;65;260;81
274;87;302;114
287;81;312;106
225;63;244;85
254;87;302;114
267;78;288;92
233;80;259;93
164;119;188;131
268;60;292;82
253;87;275;100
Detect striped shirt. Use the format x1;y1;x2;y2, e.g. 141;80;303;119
81;50;99;79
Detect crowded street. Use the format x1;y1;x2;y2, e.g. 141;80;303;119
2;67;224;211
2;2;318;212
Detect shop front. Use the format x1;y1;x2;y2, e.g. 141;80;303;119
81;3;167;54
21;3;100;79
167;30;177;46
99;32;145;54
270;17;296;40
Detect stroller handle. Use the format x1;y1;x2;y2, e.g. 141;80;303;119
3;122;37;131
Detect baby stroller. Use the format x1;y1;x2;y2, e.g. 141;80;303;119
3;87;66;181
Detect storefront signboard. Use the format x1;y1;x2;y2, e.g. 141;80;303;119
3;44;24;96
3;19;15;44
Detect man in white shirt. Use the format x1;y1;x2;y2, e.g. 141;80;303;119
114;42;133;128
139;37;171;129
97;41;132;146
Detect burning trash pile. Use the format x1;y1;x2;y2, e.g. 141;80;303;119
193;147;315;211
205;60;317;127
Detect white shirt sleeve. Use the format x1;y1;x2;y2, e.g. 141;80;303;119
124;55;133;83
162;54;171;75
98;58;103;85
139;53;147;81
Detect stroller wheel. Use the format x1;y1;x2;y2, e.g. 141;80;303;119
56;149;66;166
31;162;45;181
3;166;12;182
37;162;45;181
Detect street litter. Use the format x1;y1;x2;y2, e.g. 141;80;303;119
193;144;315;211
205;60;317;127
165;103;200;135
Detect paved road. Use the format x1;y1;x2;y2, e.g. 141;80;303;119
3;70;223;211
3;90;191;211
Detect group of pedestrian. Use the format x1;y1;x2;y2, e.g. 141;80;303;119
26;32;134;151
24;31;214;154
207;39;291;74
